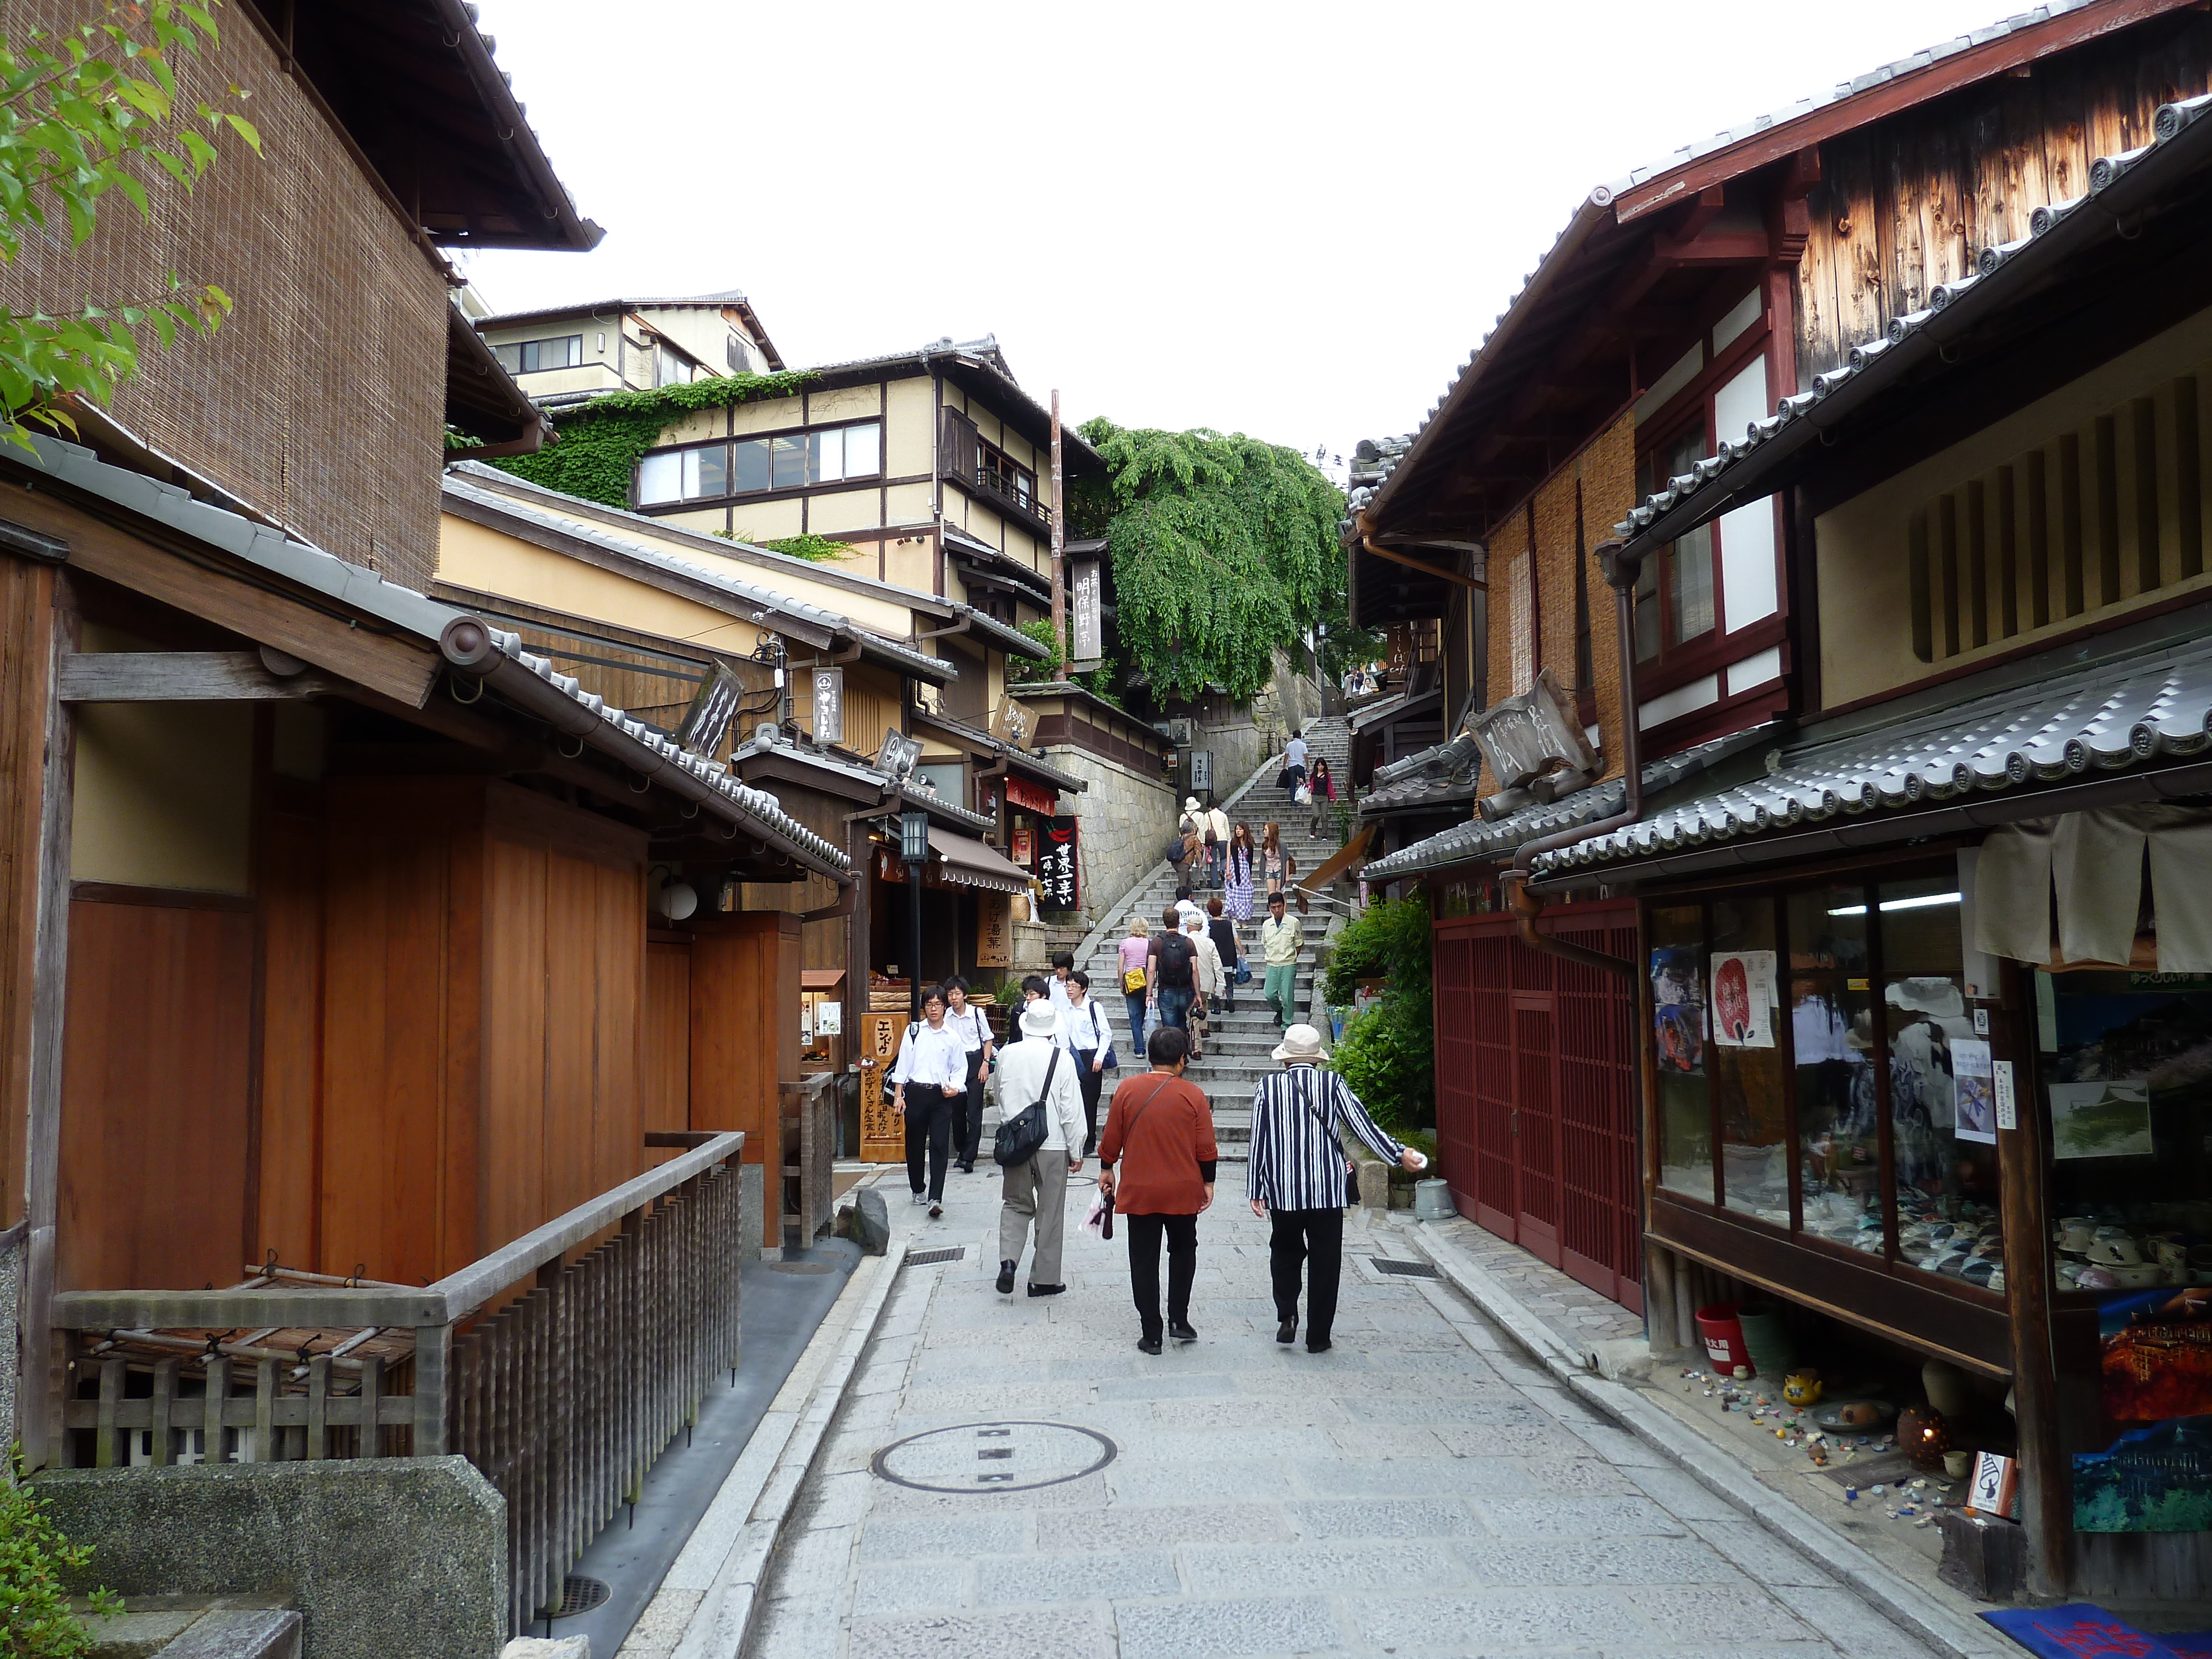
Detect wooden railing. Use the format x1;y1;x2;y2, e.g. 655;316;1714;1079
51;1132;747;1636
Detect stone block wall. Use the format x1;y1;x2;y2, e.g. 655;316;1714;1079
1;1223;19;1463
1039;745;1177;927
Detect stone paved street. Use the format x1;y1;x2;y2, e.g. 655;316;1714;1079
744;1166;1937;1659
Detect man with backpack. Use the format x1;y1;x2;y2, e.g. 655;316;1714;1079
993;1000;1088;1298
1147;904;1199;1037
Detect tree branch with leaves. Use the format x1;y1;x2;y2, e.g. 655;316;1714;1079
0;0;261;449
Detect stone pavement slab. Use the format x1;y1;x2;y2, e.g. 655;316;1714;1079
741;1162;1938;1659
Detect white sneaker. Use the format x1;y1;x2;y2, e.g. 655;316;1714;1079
911;1192;929;1206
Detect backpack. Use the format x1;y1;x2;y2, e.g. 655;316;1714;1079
1155;932;1196;990
993;1048;1061;1167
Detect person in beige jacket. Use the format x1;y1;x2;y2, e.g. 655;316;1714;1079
1183;913;1223;1060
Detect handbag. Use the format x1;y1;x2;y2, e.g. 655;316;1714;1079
993;1048;1061;1168
1122;964;1148;995
1235;960;1251;985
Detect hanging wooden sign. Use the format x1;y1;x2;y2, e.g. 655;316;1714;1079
977;893;1013;967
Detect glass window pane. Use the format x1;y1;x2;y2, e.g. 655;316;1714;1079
638;451;682;505
845;423;881;478
2038;968;2212;1298
560;335;582;368
1651;905;1714;1203
493;342;521;372
686;445;727;500
809;429;842;484
1789;887;1882;1254
1877;875;1965;975
771;435;807;489
732;439;770;494
1884;971;2001;1280
1670;524;1716;644
1712;895;1788;1224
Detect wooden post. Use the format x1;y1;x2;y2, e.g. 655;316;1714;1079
20;575;77;1469
1050;390;1066;676
1999;977;2069;1596
414;1321;451;1456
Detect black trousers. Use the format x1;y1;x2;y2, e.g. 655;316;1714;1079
1125;1212;1198;1339
1072;1049;1103;1154
903;1084;959;1199
1270;1207;1345;1343
956;1050;987;1167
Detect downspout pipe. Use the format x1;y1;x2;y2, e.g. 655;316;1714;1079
1501;538;1646;979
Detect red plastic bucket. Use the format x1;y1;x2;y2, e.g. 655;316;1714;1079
1695;1302;1751;1373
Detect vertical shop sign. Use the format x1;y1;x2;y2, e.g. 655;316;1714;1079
1040;816;1081;912
810;666;844;747
977;893;1013;967
1072;557;1103;662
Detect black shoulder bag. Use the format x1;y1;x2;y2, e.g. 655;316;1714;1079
993;1048;1062;1168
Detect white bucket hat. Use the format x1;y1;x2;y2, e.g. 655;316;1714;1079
1019;1003;1062;1040
1185;796;1201;812
1272;1023;1325;1063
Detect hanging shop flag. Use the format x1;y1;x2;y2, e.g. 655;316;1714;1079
1951;1039;1997;1144
1040;816;1080;912
1708;951;1777;1048
1006;776;1058;815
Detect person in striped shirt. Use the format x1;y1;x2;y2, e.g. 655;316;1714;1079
1246;1024;1427;1353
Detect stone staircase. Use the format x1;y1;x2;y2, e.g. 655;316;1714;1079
1052;716;1354;1164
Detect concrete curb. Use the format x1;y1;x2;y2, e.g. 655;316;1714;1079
651;1240;909;1659
1390;1218;2011;1659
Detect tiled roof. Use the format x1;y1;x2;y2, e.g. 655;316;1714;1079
1352;3;2197;540
1533;636;2212;878
913;707;1088;793
476;286;755;324
733;727;999;834
1360;732;1481;815
1361;732;1764;883
1613;86;2212;554
1344;434;1414;521
16;434;848;875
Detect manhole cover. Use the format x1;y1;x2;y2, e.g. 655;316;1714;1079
766;1261;835;1275
554;1575;609;1618
1371;1257;1440;1279
905;1246;966;1266
872;1421;1115;1493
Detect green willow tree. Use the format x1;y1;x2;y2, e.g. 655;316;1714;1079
1076;420;1346;703
0;1;262;448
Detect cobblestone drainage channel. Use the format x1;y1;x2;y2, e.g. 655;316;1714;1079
870;1422;1116;1494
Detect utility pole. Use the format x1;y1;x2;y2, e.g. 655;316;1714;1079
1049;389;1066;679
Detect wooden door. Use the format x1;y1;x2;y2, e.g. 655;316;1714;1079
1553;914;1644;1312
1511;993;1562;1266
1433;934;1479;1219
1468;932;1517;1238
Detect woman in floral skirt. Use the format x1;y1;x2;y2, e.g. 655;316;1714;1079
1223;823;1257;921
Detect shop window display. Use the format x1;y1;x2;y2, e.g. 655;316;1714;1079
1791;888;1880;1254
1652;904;1713;1201
1713;896;1789;1225
2039;969;2212;1296
1874;877;2002;1286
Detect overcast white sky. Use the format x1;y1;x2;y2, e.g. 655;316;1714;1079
464;0;2027;469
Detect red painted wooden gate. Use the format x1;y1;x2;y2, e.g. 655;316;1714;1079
1432;903;1642;1313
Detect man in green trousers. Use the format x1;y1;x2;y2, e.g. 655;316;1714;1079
1259;892;1303;1029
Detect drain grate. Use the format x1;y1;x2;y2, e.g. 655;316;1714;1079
554;1575;610;1618
906;1246;966;1266
1371;1257;1440;1279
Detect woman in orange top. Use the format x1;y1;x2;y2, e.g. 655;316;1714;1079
1096;1024;1219;1355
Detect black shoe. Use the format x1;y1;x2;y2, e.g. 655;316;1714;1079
928;1201;942;1219
1276;1319;1296;1344
1138;1334;1163;1355
1027;1282;1065;1297
1307;1339;1333;1354
957;1162;974;1175
996;1260;1016;1294
1169;1319;1198;1342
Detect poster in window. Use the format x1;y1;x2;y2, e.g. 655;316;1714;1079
2047;1081;2155;1159
1708;951;1776;1048
1651;947;1704;1074
1039;816;1080;913
1951;1038;1997;1144
2074;1287;2212;1532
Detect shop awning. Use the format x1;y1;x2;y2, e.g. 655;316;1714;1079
1530;633;2212;889
927;827;1035;895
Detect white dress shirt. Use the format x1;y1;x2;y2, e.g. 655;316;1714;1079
1048;974;1073;1015
1055;994;1115;1059
1186;928;1224;996
889;1018;968;1090
946;1003;993;1056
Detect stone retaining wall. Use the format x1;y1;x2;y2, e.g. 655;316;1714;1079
1;1222;20;1463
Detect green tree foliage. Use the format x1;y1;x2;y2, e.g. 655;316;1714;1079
0;0;262;449
727;531;846;564
487;372;816;506
1322;893;1434;1133
1;1450;121;1655
1004;615;1121;704
1076;420;1345;702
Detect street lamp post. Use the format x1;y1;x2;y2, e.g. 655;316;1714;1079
901;809;929;1025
